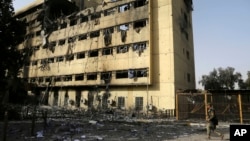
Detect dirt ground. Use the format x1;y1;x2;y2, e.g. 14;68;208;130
0;118;230;141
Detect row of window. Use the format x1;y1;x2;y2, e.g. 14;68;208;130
26;41;147;66
29;68;148;83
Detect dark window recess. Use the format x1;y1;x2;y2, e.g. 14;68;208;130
75;74;84;81
116;70;128;79
87;73;97;80
31;61;38;66
91;13;101;20
135;97;143;111
132;42;147;54
66;55;74;61
134;20;147;28
48;58;54;63
60;22;67;29
117;45;129;53
186;50;190;60
102;48;113;55
63;75;72;81
101;72;112;80
68;37;76;43
118;97;125;108
34;46;40;50
56;56;64;62
104;8;116;16
76;52;85;59
187;73;191;82
70;19;77;26
30;78;36;83
36;30;41;36
119;4;130;12
80;16;88;23
103;27;114;35
59;39;66;45
55;77;61;82
41;59;47;65
38;77;43;83
90;31;100;38
24;61;30;66
135;69;148;77
134;0;147;8
78;34;87;40
88;50;98;57
45;77;51;82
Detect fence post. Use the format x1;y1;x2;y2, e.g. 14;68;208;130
176;93;179;120
238;93;243;124
204;92;208;120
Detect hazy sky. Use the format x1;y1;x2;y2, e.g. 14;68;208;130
13;0;250;89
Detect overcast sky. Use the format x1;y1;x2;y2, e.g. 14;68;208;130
13;0;250;89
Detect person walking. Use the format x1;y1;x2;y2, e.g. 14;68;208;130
206;103;224;140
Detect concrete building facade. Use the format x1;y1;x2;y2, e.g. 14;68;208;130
16;0;195;115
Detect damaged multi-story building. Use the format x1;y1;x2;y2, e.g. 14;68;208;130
15;0;195;116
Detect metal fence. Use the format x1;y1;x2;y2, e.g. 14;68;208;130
176;90;250;123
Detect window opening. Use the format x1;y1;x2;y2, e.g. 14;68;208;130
116;70;128;79
63;75;72;81
45;77;51;82
88;50;99;57
103;27;113;46
102;47;113;56
38;77;44;83
76;52;85;59
118;97;125;108
135;68;148;78
87;73;97;80
56;56;64;62
60;22;67;29
80;16;88;23
117;45;129;54
70;18;77;26
30;78;36;83
48;58;54;63
91;13;101;20
31;61;38;66
134;20;147;29
101;72;112;83
104;8;116;16
186;50;190;60
134;0;147;8
66;55;74;61
90;31;100;38
59;39;66;45
119;4;130;12
132;42;147;55
78;34;87;40
75;74;84;81
68;36;76;43
118;23;129;31
135;97;143;111
55;76;61;82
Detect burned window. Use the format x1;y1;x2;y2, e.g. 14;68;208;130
66;55;74;61
103;27;114;35
76;52;85;59
63;75;72;81
60;22;67;29
118;97;125;108
101;72;112;80
75;74;84;81
119;4;130;12
87;73;97;80
48;58;54;63
36;30;41;36
134;19;147;28
45;77;51;83
186;50;190;60
80;16;88;23
135;97;143;111
49;41;56;47
104;8;116;16
56;56;64;62
68;36;76;43
134;0;148;8
38;77;44;83
132;42;147;54
91;13;101;20
59;39;66;45
135;68;148;77
41;59;47;65
102;47;113;56
30;78;36;83
34;46;40;51
55;76;61;82
90;31;100;38
31;61;38;66
70;19;77;26
88;50;99;57
78;34;87;40
117;45;129;54
116;70;128;79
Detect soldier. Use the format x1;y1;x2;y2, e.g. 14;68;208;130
206;103;224;140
